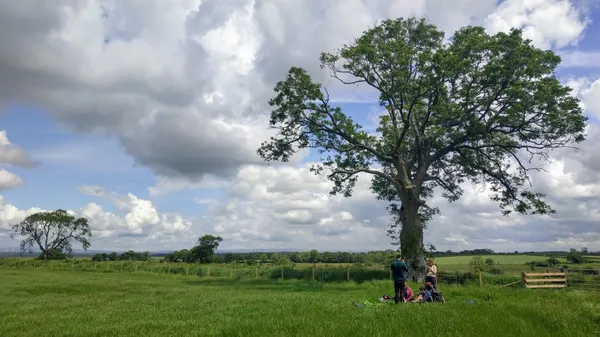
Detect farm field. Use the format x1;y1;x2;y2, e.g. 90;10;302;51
1;269;599;337
434;254;565;265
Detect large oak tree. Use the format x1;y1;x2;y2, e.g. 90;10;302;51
11;209;92;260
257;17;587;280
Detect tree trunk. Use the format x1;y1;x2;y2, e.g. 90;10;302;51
399;194;426;282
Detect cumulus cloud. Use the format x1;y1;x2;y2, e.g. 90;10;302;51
0;170;23;191
2;0;587;186
206;121;600;252
0;1;598;251
0;130;35;190
484;0;588;49
0;191;199;250
205;163;388;250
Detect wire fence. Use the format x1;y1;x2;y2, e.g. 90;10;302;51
565;268;600;289
1;258;598;289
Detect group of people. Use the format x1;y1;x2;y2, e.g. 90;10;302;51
389;255;442;304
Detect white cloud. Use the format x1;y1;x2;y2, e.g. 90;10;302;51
0;1;598;252
3;0;580;184
579;78;600;119
0;190;198;250
0;130;35;190
484;0;588;49
201;121;600;251
0;169;23;190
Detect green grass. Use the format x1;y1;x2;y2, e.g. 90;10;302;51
1;269;599;337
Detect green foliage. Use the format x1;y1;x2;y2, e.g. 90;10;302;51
164;249;193;263
485;258;495;266
91;250;151;262
566;248;585;264
546;257;561;267
257;16;587;267
487;267;505;275
10;209;92;260
192;234;223;264
270;253;292;266
469;256;485;272
38;247;68;260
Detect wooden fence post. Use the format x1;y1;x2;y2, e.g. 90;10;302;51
280;268;284;280
255;267;258;279
521;272;526;287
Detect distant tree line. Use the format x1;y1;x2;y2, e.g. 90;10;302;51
163;234;223;263
91;250;152;262
160;243;598;265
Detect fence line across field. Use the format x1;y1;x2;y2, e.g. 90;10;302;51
2;259;369;282
1;259;599;289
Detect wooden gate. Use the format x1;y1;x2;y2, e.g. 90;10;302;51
521;272;567;289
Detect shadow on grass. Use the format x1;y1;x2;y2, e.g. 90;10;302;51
181;278;365;292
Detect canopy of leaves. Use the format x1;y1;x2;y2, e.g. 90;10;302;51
566;248;584;264
10;209;91;259
257;16;587;227
191;234;223;264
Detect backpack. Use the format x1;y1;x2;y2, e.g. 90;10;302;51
430;288;445;303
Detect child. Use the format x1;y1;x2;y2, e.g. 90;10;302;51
412;286;432;303
404;285;414;302
425;258;437;287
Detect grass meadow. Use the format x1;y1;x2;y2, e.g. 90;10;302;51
1;268;600;337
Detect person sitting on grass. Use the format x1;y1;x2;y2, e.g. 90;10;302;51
412;286;433;303
403;285;414;303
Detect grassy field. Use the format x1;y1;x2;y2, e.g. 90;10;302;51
433;255;565;265
1;269;600;337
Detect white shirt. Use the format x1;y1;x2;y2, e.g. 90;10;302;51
426;264;437;277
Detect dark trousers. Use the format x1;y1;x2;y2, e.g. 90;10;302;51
393;280;406;304
425;276;437;287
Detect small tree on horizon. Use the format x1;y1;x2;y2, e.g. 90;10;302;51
10;209;92;260
257;17;586;281
192;234;223;264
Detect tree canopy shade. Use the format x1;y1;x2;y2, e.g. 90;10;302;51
257;17;587;280
10;209;92;260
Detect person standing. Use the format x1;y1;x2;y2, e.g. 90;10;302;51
425;258;437;287
390;254;409;304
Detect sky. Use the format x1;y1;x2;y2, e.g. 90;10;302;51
0;0;600;253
